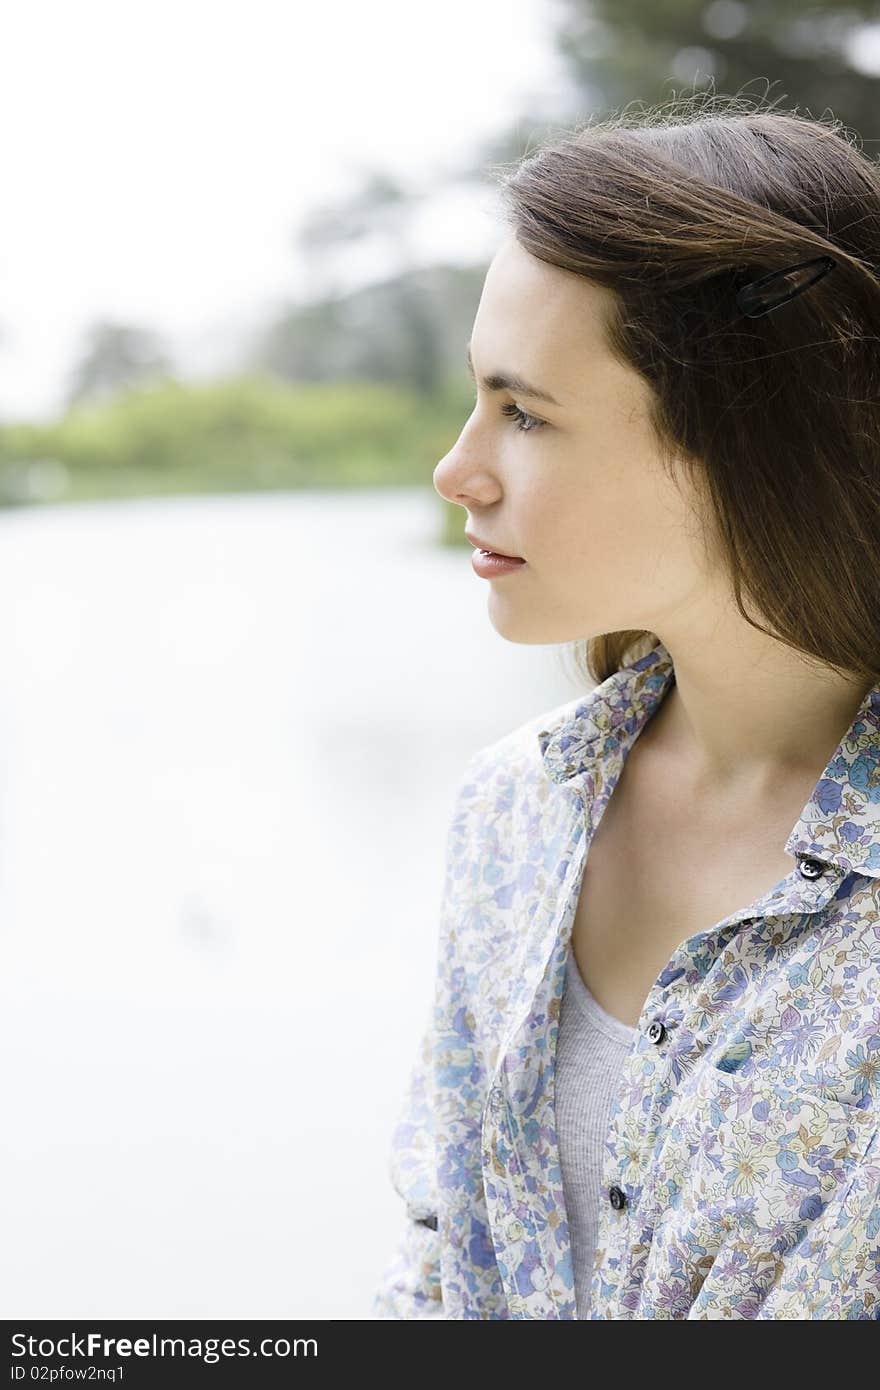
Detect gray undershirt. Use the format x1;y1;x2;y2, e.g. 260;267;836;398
556;942;637;1319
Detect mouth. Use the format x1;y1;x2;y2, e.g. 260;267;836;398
465;532;525;561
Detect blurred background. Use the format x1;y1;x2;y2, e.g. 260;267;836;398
0;0;877;1319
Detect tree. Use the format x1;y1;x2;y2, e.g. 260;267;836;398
64;322;176;411
462;1;880;180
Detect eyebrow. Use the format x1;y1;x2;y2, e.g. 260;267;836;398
465;340;561;406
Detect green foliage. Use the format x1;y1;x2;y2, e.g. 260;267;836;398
0;372;477;505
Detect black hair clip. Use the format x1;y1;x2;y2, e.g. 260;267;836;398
736;254;837;318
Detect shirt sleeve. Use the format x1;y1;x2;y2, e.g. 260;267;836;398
369;749;487;1320
370;1013;445;1319
687;1126;880;1319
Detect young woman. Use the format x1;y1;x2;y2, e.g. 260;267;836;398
372;98;880;1319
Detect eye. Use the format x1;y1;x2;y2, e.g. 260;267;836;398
499;402;546;434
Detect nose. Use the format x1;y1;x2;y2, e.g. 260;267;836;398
433;431;488;507
433;454;463;507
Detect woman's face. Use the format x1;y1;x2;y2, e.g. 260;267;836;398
433;234;713;646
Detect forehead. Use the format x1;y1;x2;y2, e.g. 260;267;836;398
473;235;619;392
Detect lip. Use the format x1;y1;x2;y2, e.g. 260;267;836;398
464;530;524;561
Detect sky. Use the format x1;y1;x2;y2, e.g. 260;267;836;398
0;0;575;423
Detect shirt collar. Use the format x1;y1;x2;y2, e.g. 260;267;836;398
538;635;880;879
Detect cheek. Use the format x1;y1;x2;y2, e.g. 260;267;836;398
529;459;693;612
532;466;657;568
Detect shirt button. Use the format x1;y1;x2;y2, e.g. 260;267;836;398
608;1184;627;1210
797;856;826;880
647;1019;667;1045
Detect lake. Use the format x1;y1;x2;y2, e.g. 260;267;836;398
0;486;583;1318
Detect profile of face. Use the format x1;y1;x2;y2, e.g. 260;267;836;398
432;234;716;647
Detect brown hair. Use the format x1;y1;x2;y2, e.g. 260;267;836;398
489;94;880;688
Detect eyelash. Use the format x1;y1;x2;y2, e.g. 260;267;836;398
469;388;547;434
499;402;545;433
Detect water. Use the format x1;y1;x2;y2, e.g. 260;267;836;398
0;486;582;1318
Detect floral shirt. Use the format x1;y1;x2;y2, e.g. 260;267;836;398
372;637;880;1319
